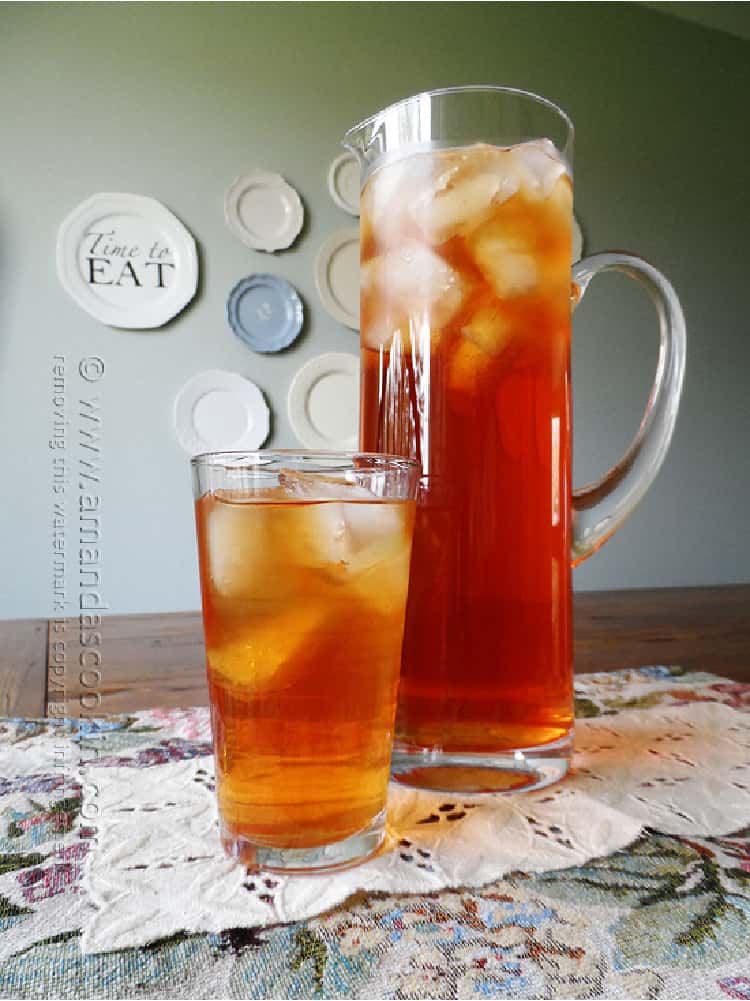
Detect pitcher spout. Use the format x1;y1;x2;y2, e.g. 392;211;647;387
342;93;434;179
342;122;364;160
342;118;377;170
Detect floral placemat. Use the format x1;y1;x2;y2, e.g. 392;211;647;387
1;666;750;999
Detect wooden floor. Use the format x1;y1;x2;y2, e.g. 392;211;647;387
1;585;748;717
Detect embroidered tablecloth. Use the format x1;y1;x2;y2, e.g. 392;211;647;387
2;666;750;999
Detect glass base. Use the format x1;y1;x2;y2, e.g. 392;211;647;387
390;734;572;794
220;808;386;874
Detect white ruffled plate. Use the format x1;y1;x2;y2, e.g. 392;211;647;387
327;152;360;216
224;171;304;252
572;216;584;263
315;227;360;330
287;352;359;449
56;192;198;329
173;369;270;455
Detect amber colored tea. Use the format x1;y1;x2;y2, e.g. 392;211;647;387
195;486;415;855
360;142;574;761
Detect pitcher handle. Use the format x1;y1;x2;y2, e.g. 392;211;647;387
571;252;686;566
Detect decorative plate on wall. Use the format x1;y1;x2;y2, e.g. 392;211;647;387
224;171;304;252
227;274;304;353
173;369;270;455
56;193;198;329
572;217;584;264
287;352;359;450
327;152;360;216
315;227;360;330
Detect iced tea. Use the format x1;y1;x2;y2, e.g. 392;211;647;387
360;142;574;771
193;460;416;869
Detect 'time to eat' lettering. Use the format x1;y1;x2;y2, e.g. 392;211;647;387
83;229;175;288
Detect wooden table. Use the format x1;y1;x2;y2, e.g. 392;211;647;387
1;585;748;718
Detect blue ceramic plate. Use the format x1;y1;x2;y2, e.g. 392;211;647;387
227;274;304;353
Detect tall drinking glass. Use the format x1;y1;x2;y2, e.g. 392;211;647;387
192;451;418;871
345;86;686;793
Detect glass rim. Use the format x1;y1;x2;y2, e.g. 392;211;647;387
344;83;574;147
190;449;419;471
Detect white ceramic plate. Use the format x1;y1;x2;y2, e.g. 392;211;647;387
327;152;360;216
174;370;270;455
56;192;198;329
572;216;584;264
315;227;360;330
287;352;359;450
224;171;303;253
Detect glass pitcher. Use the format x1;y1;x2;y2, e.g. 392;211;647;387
344;86;686;793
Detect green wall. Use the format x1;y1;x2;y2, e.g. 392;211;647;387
0;2;747;616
